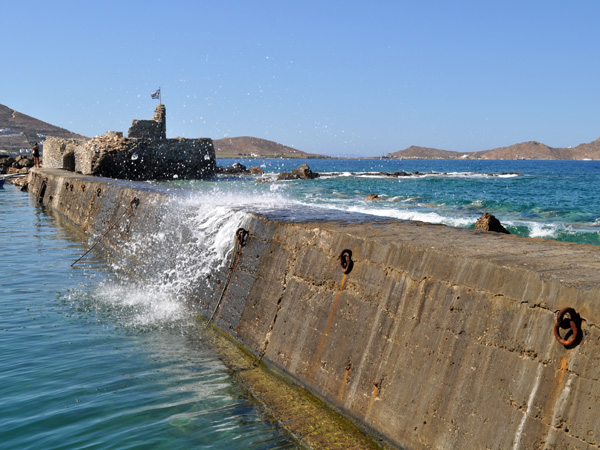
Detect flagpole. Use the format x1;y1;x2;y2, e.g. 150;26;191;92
159;86;162;105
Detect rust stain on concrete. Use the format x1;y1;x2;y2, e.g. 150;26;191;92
365;383;379;419
310;273;347;381
337;366;351;400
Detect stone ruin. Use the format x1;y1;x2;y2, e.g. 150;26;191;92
128;104;166;140
43;104;216;181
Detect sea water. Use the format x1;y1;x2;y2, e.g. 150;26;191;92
3;158;599;449
174;158;600;246
0;186;297;449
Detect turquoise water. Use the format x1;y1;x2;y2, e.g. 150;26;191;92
173;158;600;246
0;185;296;449
3;158;599;449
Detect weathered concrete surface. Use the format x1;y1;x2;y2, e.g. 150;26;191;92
28;168;600;450
233;219;600;450
199;322;385;450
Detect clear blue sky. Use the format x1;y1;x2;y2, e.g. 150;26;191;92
2;1;599;156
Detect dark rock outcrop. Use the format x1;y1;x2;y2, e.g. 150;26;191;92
0;154;34;174
475;212;510;234
277;164;319;181
217;163;250;175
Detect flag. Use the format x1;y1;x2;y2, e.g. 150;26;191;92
151;89;160;100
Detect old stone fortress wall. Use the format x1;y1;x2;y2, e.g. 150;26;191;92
43;104;216;181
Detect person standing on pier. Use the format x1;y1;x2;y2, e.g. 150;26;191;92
32;142;40;168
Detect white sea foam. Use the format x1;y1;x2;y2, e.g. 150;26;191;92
310;171;520;180
496;173;520;178
94;190;302;328
527;222;559;238
94;282;190;328
327;203;474;228
398;196;420;203
395;171;522;179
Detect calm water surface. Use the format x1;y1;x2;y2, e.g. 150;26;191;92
0;184;297;449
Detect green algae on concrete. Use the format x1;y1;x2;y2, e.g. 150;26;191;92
194;317;390;450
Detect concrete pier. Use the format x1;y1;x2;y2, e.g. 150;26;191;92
28;168;600;449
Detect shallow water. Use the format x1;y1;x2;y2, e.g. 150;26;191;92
0;185;296;449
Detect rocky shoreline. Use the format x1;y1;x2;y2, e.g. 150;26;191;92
1;154;34;187
216;162;522;180
0;153;35;175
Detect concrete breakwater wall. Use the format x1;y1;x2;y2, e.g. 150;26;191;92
28;169;600;449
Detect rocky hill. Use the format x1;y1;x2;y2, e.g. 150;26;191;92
0;104;86;153
213;136;329;159
387;138;600;160
388;145;465;159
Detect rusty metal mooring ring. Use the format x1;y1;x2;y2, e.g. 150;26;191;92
553;307;581;347
236;228;249;247
339;249;354;274
129;197;140;212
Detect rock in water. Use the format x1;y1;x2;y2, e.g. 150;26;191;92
365;194;381;200
475;212;510;234
277;163;320;180
218;162;250;175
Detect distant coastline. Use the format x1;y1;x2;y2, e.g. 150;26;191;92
383;139;600;160
214;136;600;160
2;102;599;160
213;136;331;159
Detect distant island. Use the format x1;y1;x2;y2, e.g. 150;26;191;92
213;136;330;159
386;140;600;160
2;102;599;159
